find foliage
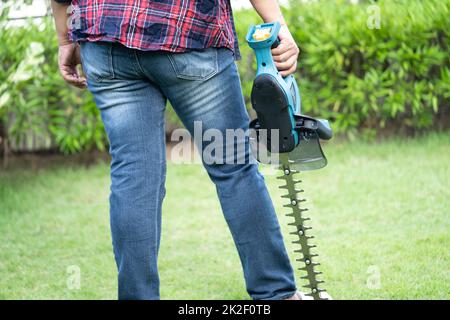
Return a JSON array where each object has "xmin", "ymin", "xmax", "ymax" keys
[
  {"xmin": 0, "ymin": 3, "xmax": 105, "ymax": 154},
  {"xmin": 0, "ymin": 0, "xmax": 449, "ymax": 154},
  {"xmin": 235, "ymin": 0, "xmax": 450, "ymax": 138}
]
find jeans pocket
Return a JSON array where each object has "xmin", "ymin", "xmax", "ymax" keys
[
  {"xmin": 80, "ymin": 41, "xmax": 115, "ymax": 83},
  {"xmin": 167, "ymin": 48, "xmax": 219, "ymax": 81}
]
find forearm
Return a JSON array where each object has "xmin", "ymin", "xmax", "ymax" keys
[
  {"xmin": 249, "ymin": 0, "xmax": 286, "ymax": 25},
  {"xmin": 51, "ymin": 0, "xmax": 71, "ymax": 46}
]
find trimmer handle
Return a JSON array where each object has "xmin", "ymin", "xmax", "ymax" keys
[
  {"xmin": 246, "ymin": 22, "xmax": 282, "ymax": 77},
  {"xmin": 246, "ymin": 22, "xmax": 301, "ymax": 116},
  {"xmin": 271, "ymin": 38, "xmax": 281, "ymax": 49}
]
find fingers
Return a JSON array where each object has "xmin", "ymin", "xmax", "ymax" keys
[
  {"xmin": 275, "ymin": 54, "xmax": 298, "ymax": 71},
  {"xmin": 58, "ymin": 43, "xmax": 87, "ymax": 89},
  {"xmin": 271, "ymin": 38, "xmax": 298, "ymax": 56},
  {"xmin": 273, "ymin": 47, "xmax": 298, "ymax": 63},
  {"xmin": 271, "ymin": 38, "xmax": 300, "ymax": 76},
  {"xmin": 280, "ymin": 61, "xmax": 298, "ymax": 77},
  {"xmin": 272, "ymin": 25, "xmax": 300, "ymax": 76},
  {"xmin": 60, "ymin": 65, "xmax": 87, "ymax": 89}
]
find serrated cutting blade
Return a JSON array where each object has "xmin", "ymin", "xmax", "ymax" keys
[{"xmin": 278, "ymin": 153, "xmax": 329, "ymax": 300}]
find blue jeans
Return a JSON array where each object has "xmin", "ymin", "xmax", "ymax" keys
[{"xmin": 80, "ymin": 41, "xmax": 296, "ymax": 300}]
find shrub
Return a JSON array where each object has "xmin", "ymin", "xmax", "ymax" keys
[
  {"xmin": 235, "ymin": 0, "xmax": 449, "ymax": 137},
  {"xmin": 0, "ymin": 1, "xmax": 105, "ymax": 154},
  {"xmin": 1, "ymin": 0, "xmax": 448, "ymax": 155}
]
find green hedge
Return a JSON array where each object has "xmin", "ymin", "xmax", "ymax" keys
[
  {"xmin": 0, "ymin": 0, "xmax": 448, "ymax": 154},
  {"xmin": 235, "ymin": 0, "xmax": 449, "ymax": 138},
  {"xmin": 0, "ymin": 15, "xmax": 105, "ymax": 154}
]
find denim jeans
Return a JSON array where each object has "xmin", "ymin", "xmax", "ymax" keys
[{"xmin": 80, "ymin": 41, "xmax": 296, "ymax": 300}]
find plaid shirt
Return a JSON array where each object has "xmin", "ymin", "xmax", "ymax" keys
[{"xmin": 56, "ymin": 0, "xmax": 240, "ymax": 58}]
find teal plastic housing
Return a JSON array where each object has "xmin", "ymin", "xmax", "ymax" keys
[{"xmin": 246, "ymin": 22, "xmax": 301, "ymax": 146}]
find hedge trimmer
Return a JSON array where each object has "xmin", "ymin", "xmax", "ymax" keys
[{"xmin": 247, "ymin": 22, "xmax": 333, "ymax": 300}]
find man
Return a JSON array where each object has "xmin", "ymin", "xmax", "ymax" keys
[{"xmin": 52, "ymin": 0, "xmax": 303, "ymax": 300}]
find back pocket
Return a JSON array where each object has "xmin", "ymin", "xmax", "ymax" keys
[
  {"xmin": 167, "ymin": 48, "xmax": 218, "ymax": 81},
  {"xmin": 80, "ymin": 41, "xmax": 115, "ymax": 82}
]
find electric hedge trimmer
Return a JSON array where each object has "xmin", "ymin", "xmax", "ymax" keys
[{"xmin": 247, "ymin": 22, "xmax": 333, "ymax": 300}]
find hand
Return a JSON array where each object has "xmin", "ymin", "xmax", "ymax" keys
[
  {"xmin": 58, "ymin": 43, "xmax": 87, "ymax": 89},
  {"xmin": 271, "ymin": 25, "xmax": 300, "ymax": 77}
]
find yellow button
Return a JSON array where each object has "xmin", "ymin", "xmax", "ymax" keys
[{"xmin": 253, "ymin": 28, "xmax": 271, "ymax": 41}]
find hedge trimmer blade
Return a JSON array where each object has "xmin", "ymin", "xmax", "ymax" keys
[{"xmin": 278, "ymin": 153, "xmax": 329, "ymax": 300}]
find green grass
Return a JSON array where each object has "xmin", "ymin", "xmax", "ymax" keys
[{"xmin": 0, "ymin": 134, "xmax": 449, "ymax": 300}]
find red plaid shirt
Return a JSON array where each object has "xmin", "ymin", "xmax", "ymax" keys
[{"xmin": 58, "ymin": 0, "xmax": 239, "ymax": 57}]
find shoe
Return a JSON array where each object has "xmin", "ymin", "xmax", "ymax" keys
[
  {"xmin": 284, "ymin": 291, "xmax": 333, "ymax": 300},
  {"xmin": 284, "ymin": 291, "xmax": 313, "ymax": 300}
]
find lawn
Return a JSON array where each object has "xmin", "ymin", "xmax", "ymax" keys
[{"xmin": 0, "ymin": 134, "xmax": 449, "ymax": 300}]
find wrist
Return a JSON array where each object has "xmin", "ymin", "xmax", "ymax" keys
[{"xmin": 57, "ymin": 35, "xmax": 72, "ymax": 46}]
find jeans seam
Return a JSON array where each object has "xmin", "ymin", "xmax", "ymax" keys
[
  {"xmin": 108, "ymin": 43, "xmax": 115, "ymax": 80},
  {"xmin": 155, "ymin": 109, "xmax": 166, "ymax": 249},
  {"xmin": 129, "ymin": 49, "xmax": 146, "ymax": 78}
]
